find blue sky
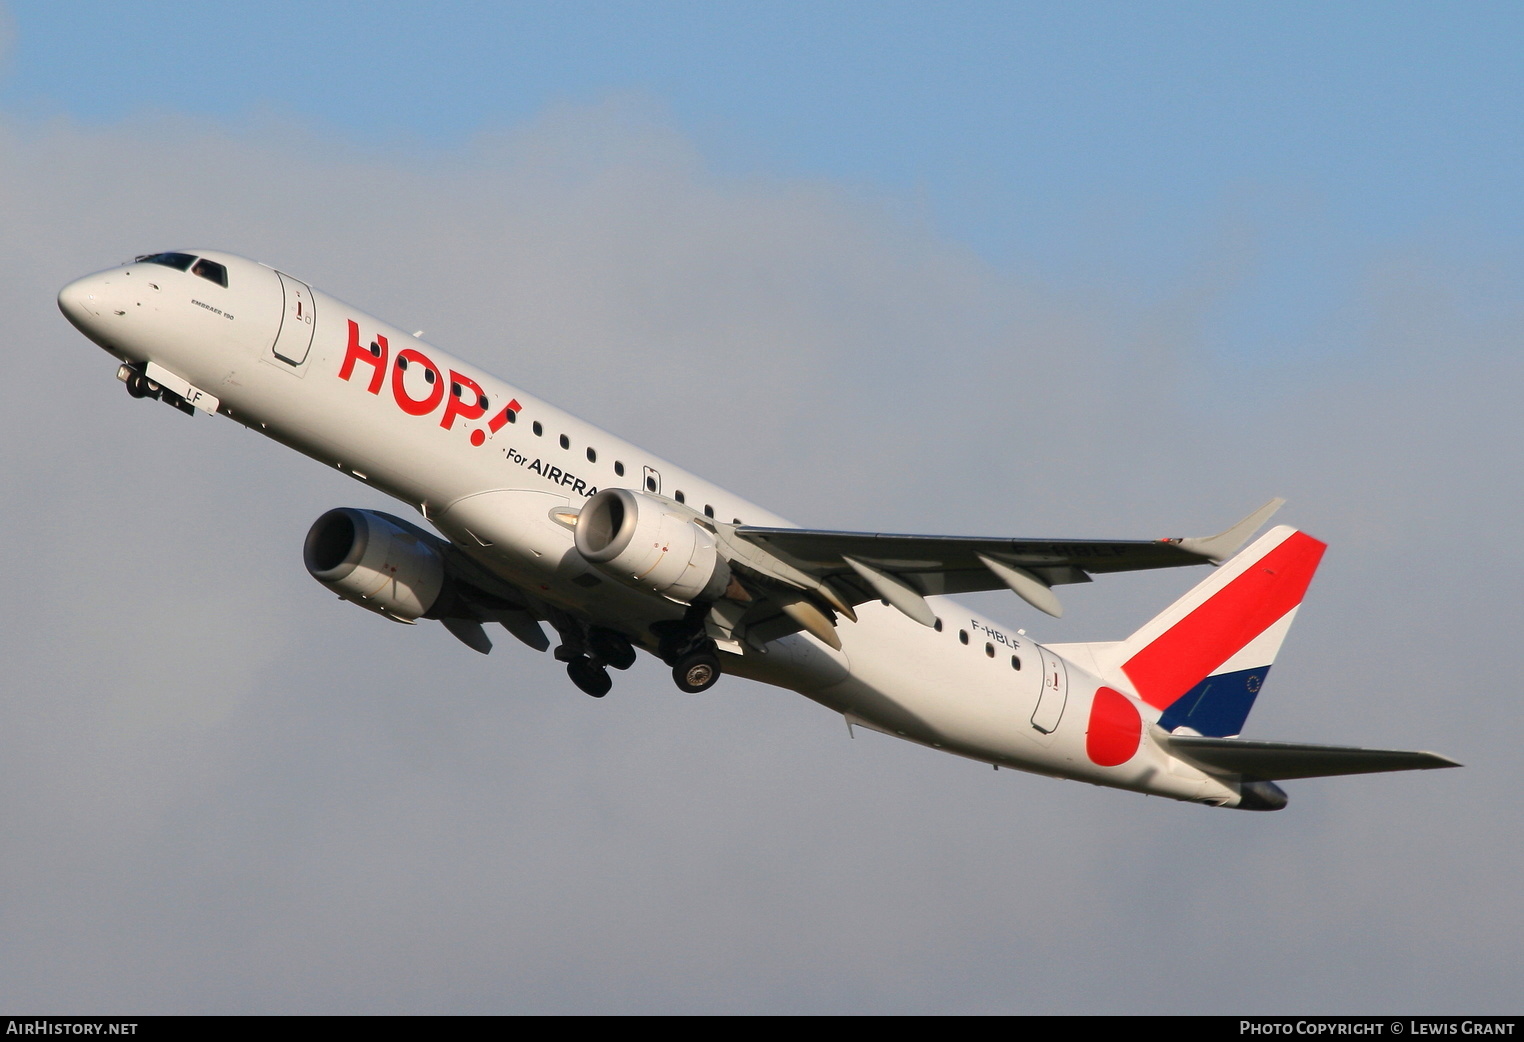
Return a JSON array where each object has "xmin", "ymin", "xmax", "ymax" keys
[
  {"xmin": 9, "ymin": 3, "xmax": 1521, "ymax": 250},
  {"xmin": 3, "ymin": 2, "xmax": 1521, "ymax": 1015},
  {"xmin": 9, "ymin": 1, "xmax": 1521, "ymax": 368}
]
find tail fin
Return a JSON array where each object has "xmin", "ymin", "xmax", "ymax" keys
[{"xmin": 1095, "ymin": 524, "xmax": 1326, "ymax": 737}]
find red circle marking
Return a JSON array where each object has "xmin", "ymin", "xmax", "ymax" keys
[
  {"xmin": 470, "ymin": 429, "xmax": 485, "ymax": 446},
  {"xmin": 1086, "ymin": 687, "xmax": 1142, "ymax": 767}
]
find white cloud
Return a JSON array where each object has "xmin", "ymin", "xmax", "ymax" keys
[{"xmin": 0, "ymin": 100, "xmax": 1519, "ymax": 1012}]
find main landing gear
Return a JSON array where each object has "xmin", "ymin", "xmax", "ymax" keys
[
  {"xmin": 652, "ymin": 611, "xmax": 724, "ymax": 694},
  {"xmin": 552, "ymin": 611, "xmax": 725, "ymax": 698},
  {"xmin": 563, "ymin": 653, "xmax": 614, "ymax": 698},
  {"xmin": 555, "ymin": 624, "xmax": 636, "ymax": 698},
  {"xmin": 671, "ymin": 649, "xmax": 722, "ymax": 693}
]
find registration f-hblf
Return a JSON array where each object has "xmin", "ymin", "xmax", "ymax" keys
[{"xmin": 58, "ymin": 250, "xmax": 1458, "ymax": 810}]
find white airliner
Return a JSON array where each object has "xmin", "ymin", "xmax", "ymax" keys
[{"xmin": 58, "ymin": 250, "xmax": 1458, "ymax": 810}]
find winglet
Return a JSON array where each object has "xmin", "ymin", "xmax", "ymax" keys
[{"xmin": 1175, "ymin": 498, "xmax": 1286, "ymax": 564}]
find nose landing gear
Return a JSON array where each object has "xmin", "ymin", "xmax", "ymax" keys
[
  {"xmin": 124, "ymin": 369, "xmax": 157, "ymax": 399},
  {"xmin": 119, "ymin": 363, "xmax": 195, "ymax": 416}
]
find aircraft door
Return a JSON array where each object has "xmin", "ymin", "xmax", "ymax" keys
[
  {"xmin": 271, "ymin": 271, "xmax": 317, "ymax": 366},
  {"xmin": 1030, "ymin": 646, "xmax": 1068, "ymax": 734}
]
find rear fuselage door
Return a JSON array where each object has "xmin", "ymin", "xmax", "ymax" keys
[
  {"xmin": 1031, "ymin": 646, "xmax": 1068, "ymax": 734},
  {"xmin": 271, "ymin": 271, "xmax": 317, "ymax": 366}
]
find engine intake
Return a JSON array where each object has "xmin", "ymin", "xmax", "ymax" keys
[
  {"xmin": 575, "ymin": 488, "xmax": 731, "ymax": 603},
  {"xmin": 304, "ymin": 507, "xmax": 446, "ymax": 622}
]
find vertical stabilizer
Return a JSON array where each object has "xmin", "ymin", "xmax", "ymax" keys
[{"xmin": 1093, "ymin": 525, "xmax": 1326, "ymax": 737}]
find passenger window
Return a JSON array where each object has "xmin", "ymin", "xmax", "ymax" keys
[
  {"xmin": 586, "ymin": 447, "xmax": 597, "ymax": 463},
  {"xmin": 477, "ymin": 394, "xmax": 488, "ymax": 409},
  {"xmin": 559, "ymin": 434, "xmax": 569, "ymax": 450},
  {"xmin": 959, "ymin": 630, "xmax": 969, "ymax": 645},
  {"xmin": 674, "ymin": 490, "xmax": 685, "ymax": 504},
  {"xmin": 614, "ymin": 461, "xmax": 624, "ymax": 476},
  {"xmin": 533, "ymin": 421, "xmax": 543, "ymax": 436},
  {"xmin": 704, "ymin": 505, "xmax": 714, "ymax": 518},
  {"xmin": 1010, "ymin": 655, "xmax": 1021, "ymax": 671},
  {"xmin": 192, "ymin": 258, "xmax": 229, "ymax": 287}
]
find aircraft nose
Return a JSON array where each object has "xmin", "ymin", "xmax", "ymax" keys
[{"xmin": 57, "ymin": 273, "xmax": 106, "ymax": 332}]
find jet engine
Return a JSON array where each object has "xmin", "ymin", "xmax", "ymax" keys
[
  {"xmin": 304, "ymin": 507, "xmax": 447, "ymax": 622},
  {"xmin": 574, "ymin": 488, "xmax": 731, "ymax": 604}
]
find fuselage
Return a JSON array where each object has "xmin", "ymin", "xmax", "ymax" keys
[{"xmin": 58, "ymin": 250, "xmax": 1244, "ymax": 807}]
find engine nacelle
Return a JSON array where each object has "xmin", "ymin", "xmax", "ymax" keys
[
  {"xmin": 575, "ymin": 488, "xmax": 731, "ymax": 604},
  {"xmin": 304, "ymin": 507, "xmax": 446, "ymax": 622}
]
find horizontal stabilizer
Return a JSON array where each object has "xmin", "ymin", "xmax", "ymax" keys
[{"xmin": 1164, "ymin": 733, "xmax": 1461, "ymax": 781}]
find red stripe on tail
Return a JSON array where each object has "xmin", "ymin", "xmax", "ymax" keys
[{"xmin": 1122, "ymin": 531, "xmax": 1326, "ymax": 710}]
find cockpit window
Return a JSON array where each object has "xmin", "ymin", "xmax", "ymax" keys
[
  {"xmin": 136, "ymin": 252, "xmax": 195, "ymax": 271},
  {"xmin": 192, "ymin": 258, "xmax": 228, "ymax": 287}
]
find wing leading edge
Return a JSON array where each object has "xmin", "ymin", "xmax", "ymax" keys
[{"xmin": 732, "ymin": 498, "xmax": 1285, "ymax": 622}]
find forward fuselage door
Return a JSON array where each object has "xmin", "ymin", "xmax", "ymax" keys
[
  {"xmin": 271, "ymin": 271, "xmax": 317, "ymax": 366},
  {"xmin": 1031, "ymin": 646, "xmax": 1068, "ymax": 734}
]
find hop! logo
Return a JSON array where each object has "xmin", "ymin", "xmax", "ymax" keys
[{"xmin": 337, "ymin": 320, "xmax": 518, "ymax": 446}]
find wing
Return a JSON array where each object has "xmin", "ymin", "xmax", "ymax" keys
[{"xmin": 727, "ymin": 498, "xmax": 1285, "ymax": 624}]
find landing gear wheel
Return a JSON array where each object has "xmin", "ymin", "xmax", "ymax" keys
[
  {"xmin": 588, "ymin": 628, "xmax": 637, "ymax": 671},
  {"xmin": 673, "ymin": 651, "xmax": 722, "ymax": 693},
  {"xmin": 567, "ymin": 657, "xmax": 613, "ymax": 698},
  {"xmin": 601, "ymin": 645, "xmax": 637, "ymax": 671},
  {"xmin": 125, "ymin": 371, "xmax": 152, "ymax": 399}
]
